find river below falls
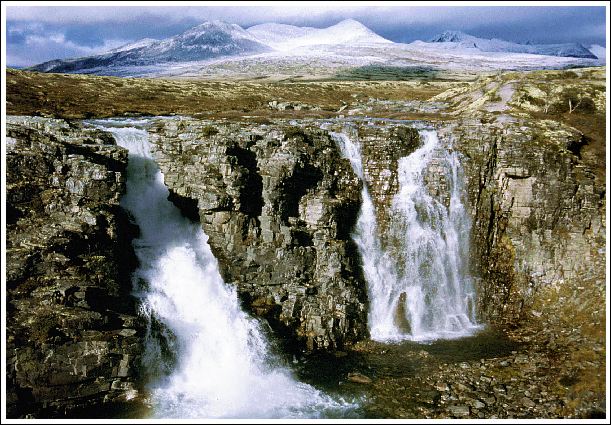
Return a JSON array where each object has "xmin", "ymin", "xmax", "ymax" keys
[
  {"xmin": 109, "ymin": 327, "xmax": 521, "ymax": 419},
  {"xmin": 294, "ymin": 328, "xmax": 522, "ymax": 418}
]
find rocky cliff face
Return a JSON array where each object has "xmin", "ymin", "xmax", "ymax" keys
[
  {"xmin": 332, "ymin": 124, "xmax": 421, "ymax": 234},
  {"xmin": 6, "ymin": 117, "xmax": 144, "ymax": 418},
  {"xmin": 437, "ymin": 118, "xmax": 605, "ymax": 325},
  {"xmin": 323, "ymin": 118, "xmax": 604, "ymax": 330},
  {"xmin": 5, "ymin": 113, "xmax": 604, "ymax": 417},
  {"xmin": 149, "ymin": 116, "xmax": 604, "ymax": 345},
  {"xmin": 149, "ymin": 119, "xmax": 369, "ymax": 351}
]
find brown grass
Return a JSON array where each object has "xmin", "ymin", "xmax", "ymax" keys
[{"xmin": 6, "ymin": 68, "xmax": 451, "ymax": 120}]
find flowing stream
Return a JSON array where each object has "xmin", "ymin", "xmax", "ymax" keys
[
  {"xmin": 332, "ymin": 129, "xmax": 480, "ymax": 342},
  {"xmin": 96, "ymin": 120, "xmax": 351, "ymax": 419}
]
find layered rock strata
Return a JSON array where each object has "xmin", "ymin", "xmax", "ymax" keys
[
  {"xmin": 5, "ymin": 117, "xmax": 143, "ymax": 418},
  {"xmin": 149, "ymin": 120, "xmax": 369, "ymax": 351},
  {"xmin": 332, "ymin": 124, "xmax": 422, "ymax": 234},
  {"xmin": 5, "ymin": 113, "xmax": 603, "ymax": 417},
  {"xmin": 322, "ymin": 118, "xmax": 603, "ymax": 329},
  {"xmin": 438, "ymin": 119, "xmax": 605, "ymax": 324}
]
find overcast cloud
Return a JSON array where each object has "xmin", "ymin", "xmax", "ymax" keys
[{"xmin": 5, "ymin": 4, "xmax": 607, "ymax": 67}]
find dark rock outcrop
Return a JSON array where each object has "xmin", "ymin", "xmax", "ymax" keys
[
  {"xmin": 5, "ymin": 117, "xmax": 144, "ymax": 418},
  {"xmin": 149, "ymin": 116, "xmax": 604, "ymax": 348},
  {"xmin": 6, "ymin": 112, "xmax": 602, "ymax": 418},
  {"xmin": 324, "ymin": 117, "xmax": 603, "ymax": 331},
  {"xmin": 149, "ymin": 119, "xmax": 369, "ymax": 352}
]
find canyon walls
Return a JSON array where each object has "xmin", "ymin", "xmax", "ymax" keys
[
  {"xmin": 438, "ymin": 119, "xmax": 605, "ymax": 325},
  {"xmin": 5, "ymin": 114, "xmax": 605, "ymax": 417},
  {"xmin": 6, "ymin": 117, "xmax": 144, "ymax": 417}
]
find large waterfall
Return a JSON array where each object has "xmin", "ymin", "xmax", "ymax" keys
[
  {"xmin": 97, "ymin": 120, "xmax": 349, "ymax": 419},
  {"xmin": 332, "ymin": 129, "xmax": 479, "ymax": 342}
]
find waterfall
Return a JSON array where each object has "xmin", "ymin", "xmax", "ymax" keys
[
  {"xmin": 332, "ymin": 129, "xmax": 479, "ymax": 342},
  {"xmin": 96, "ymin": 120, "xmax": 350, "ymax": 419}
]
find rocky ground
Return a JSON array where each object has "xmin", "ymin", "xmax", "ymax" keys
[{"xmin": 338, "ymin": 285, "xmax": 605, "ymax": 419}]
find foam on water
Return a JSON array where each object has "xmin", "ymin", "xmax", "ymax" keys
[{"xmin": 98, "ymin": 122, "xmax": 353, "ymax": 419}]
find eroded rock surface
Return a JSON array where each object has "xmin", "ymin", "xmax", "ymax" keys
[
  {"xmin": 6, "ymin": 116, "xmax": 144, "ymax": 418},
  {"xmin": 438, "ymin": 119, "xmax": 605, "ymax": 325},
  {"xmin": 149, "ymin": 119, "xmax": 368, "ymax": 351},
  {"xmin": 5, "ymin": 113, "xmax": 603, "ymax": 418}
]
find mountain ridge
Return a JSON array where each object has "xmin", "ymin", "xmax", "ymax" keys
[
  {"xmin": 30, "ymin": 20, "xmax": 271, "ymax": 73},
  {"xmin": 428, "ymin": 30, "xmax": 596, "ymax": 59},
  {"xmin": 29, "ymin": 20, "xmax": 599, "ymax": 75}
]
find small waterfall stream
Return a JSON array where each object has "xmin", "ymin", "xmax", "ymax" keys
[
  {"xmin": 96, "ymin": 120, "xmax": 351, "ymax": 419},
  {"xmin": 332, "ymin": 128, "xmax": 480, "ymax": 342}
]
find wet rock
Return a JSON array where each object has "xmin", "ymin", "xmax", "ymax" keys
[
  {"xmin": 347, "ymin": 372, "xmax": 373, "ymax": 384},
  {"xmin": 150, "ymin": 119, "xmax": 367, "ymax": 351},
  {"xmin": 394, "ymin": 292, "xmax": 412, "ymax": 333},
  {"xmin": 5, "ymin": 116, "xmax": 143, "ymax": 418}
]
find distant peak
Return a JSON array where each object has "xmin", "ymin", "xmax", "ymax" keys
[
  {"xmin": 430, "ymin": 30, "xmax": 473, "ymax": 43},
  {"xmin": 333, "ymin": 18, "xmax": 368, "ymax": 29},
  {"xmin": 108, "ymin": 38, "xmax": 157, "ymax": 53},
  {"xmin": 186, "ymin": 20, "xmax": 242, "ymax": 32}
]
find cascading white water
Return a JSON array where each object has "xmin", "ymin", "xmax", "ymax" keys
[
  {"xmin": 332, "ymin": 128, "xmax": 479, "ymax": 342},
  {"xmin": 96, "ymin": 120, "xmax": 351, "ymax": 419}
]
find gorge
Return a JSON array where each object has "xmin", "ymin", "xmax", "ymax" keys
[
  {"xmin": 6, "ymin": 94, "xmax": 605, "ymax": 417},
  {"xmin": 3, "ymin": 13, "xmax": 607, "ymax": 419},
  {"xmin": 99, "ymin": 120, "xmax": 351, "ymax": 418}
]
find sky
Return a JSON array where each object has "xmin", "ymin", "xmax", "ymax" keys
[{"xmin": 4, "ymin": 3, "xmax": 608, "ymax": 67}]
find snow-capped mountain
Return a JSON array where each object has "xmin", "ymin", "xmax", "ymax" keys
[
  {"xmin": 28, "ymin": 20, "xmax": 601, "ymax": 77},
  {"xmin": 108, "ymin": 38, "xmax": 158, "ymax": 54},
  {"xmin": 246, "ymin": 23, "xmax": 318, "ymax": 49},
  {"xmin": 588, "ymin": 44, "xmax": 606, "ymax": 62},
  {"xmin": 426, "ymin": 30, "xmax": 596, "ymax": 59},
  {"xmin": 30, "ymin": 20, "xmax": 271, "ymax": 73},
  {"xmin": 247, "ymin": 19, "xmax": 392, "ymax": 51}
]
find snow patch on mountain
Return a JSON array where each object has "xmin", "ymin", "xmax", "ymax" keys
[
  {"xmin": 108, "ymin": 38, "xmax": 158, "ymax": 53},
  {"xmin": 138, "ymin": 20, "xmax": 270, "ymax": 60},
  {"xmin": 30, "ymin": 20, "xmax": 270, "ymax": 73},
  {"xmin": 426, "ymin": 30, "xmax": 596, "ymax": 59},
  {"xmin": 247, "ymin": 23, "xmax": 317, "ymax": 48},
  {"xmin": 588, "ymin": 44, "xmax": 606, "ymax": 62},
  {"xmin": 28, "ymin": 20, "xmax": 602, "ymax": 76},
  {"xmin": 249, "ymin": 19, "xmax": 392, "ymax": 51}
]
